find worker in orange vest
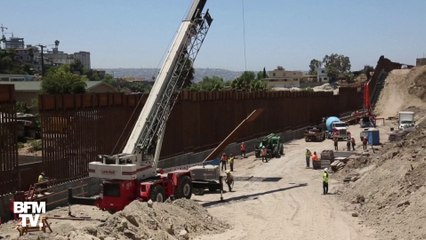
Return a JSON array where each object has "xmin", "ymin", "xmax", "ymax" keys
[
  {"xmin": 311, "ymin": 151, "xmax": 319, "ymax": 161},
  {"xmin": 240, "ymin": 142, "xmax": 246, "ymax": 158}
]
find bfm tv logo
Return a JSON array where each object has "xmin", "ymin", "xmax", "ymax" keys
[{"xmin": 13, "ymin": 201, "xmax": 46, "ymax": 227}]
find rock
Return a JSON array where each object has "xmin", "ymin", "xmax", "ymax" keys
[
  {"xmin": 123, "ymin": 229, "xmax": 140, "ymax": 240},
  {"xmin": 351, "ymin": 176, "xmax": 360, "ymax": 182},
  {"xmin": 397, "ymin": 200, "xmax": 410, "ymax": 207},
  {"xmin": 355, "ymin": 195, "xmax": 365, "ymax": 203},
  {"xmin": 124, "ymin": 214, "xmax": 139, "ymax": 227},
  {"xmin": 352, "ymin": 212, "xmax": 359, "ymax": 217},
  {"xmin": 165, "ymin": 223, "xmax": 174, "ymax": 235},
  {"xmin": 178, "ymin": 229, "xmax": 189, "ymax": 240},
  {"xmin": 84, "ymin": 226, "xmax": 97, "ymax": 236},
  {"xmin": 147, "ymin": 199, "xmax": 153, "ymax": 208}
]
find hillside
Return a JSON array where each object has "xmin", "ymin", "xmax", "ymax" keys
[
  {"xmin": 337, "ymin": 66, "xmax": 426, "ymax": 240},
  {"xmin": 101, "ymin": 68, "xmax": 243, "ymax": 82}
]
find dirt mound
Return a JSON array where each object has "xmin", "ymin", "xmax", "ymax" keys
[
  {"xmin": 61, "ymin": 199, "xmax": 229, "ymax": 240},
  {"xmin": 337, "ymin": 119, "xmax": 426, "ymax": 240},
  {"xmin": 375, "ymin": 66, "xmax": 426, "ymax": 118}
]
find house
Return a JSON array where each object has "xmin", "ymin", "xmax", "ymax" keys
[
  {"xmin": 263, "ymin": 66, "xmax": 303, "ymax": 89},
  {"xmin": 0, "ymin": 81, "xmax": 118, "ymax": 107}
]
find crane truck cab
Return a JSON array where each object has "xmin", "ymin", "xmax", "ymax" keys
[{"xmin": 331, "ymin": 121, "xmax": 349, "ymax": 140}]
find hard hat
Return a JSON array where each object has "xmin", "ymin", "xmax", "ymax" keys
[
  {"xmin": 225, "ymin": 170, "xmax": 231, "ymax": 174},
  {"xmin": 262, "ymin": 146, "xmax": 266, "ymax": 148},
  {"xmin": 324, "ymin": 168, "xmax": 328, "ymax": 172},
  {"xmin": 41, "ymin": 172, "xmax": 45, "ymax": 175}
]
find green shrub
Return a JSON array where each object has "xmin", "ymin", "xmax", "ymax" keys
[{"xmin": 29, "ymin": 139, "xmax": 42, "ymax": 152}]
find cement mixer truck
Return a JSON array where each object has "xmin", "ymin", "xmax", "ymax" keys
[{"xmin": 325, "ymin": 116, "xmax": 349, "ymax": 140}]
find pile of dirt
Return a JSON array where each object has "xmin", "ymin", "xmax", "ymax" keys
[
  {"xmin": 53, "ymin": 199, "xmax": 229, "ymax": 240},
  {"xmin": 335, "ymin": 65, "xmax": 426, "ymax": 240},
  {"xmin": 375, "ymin": 66, "xmax": 426, "ymax": 119}
]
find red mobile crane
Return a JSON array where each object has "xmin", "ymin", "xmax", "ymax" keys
[
  {"xmin": 348, "ymin": 79, "xmax": 376, "ymax": 127},
  {"xmin": 80, "ymin": 0, "xmax": 213, "ymax": 212}
]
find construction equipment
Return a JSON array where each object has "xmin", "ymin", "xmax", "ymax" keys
[
  {"xmin": 304, "ymin": 126, "xmax": 326, "ymax": 142},
  {"xmin": 80, "ymin": 0, "xmax": 213, "ymax": 212},
  {"xmin": 254, "ymin": 133, "xmax": 284, "ymax": 159},
  {"xmin": 398, "ymin": 111, "xmax": 415, "ymax": 130},
  {"xmin": 347, "ymin": 80, "xmax": 377, "ymax": 127},
  {"xmin": 190, "ymin": 109, "xmax": 262, "ymax": 195},
  {"xmin": 325, "ymin": 116, "xmax": 349, "ymax": 140}
]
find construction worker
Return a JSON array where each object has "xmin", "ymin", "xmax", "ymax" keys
[
  {"xmin": 240, "ymin": 142, "xmax": 246, "ymax": 158},
  {"xmin": 220, "ymin": 153, "xmax": 228, "ymax": 171},
  {"xmin": 305, "ymin": 148, "xmax": 312, "ymax": 168},
  {"xmin": 333, "ymin": 137, "xmax": 338, "ymax": 151},
  {"xmin": 362, "ymin": 137, "xmax": 368, "ymax": 150},
  {"xmin": 38, "ymin": 172, "xmax": 46, "ymax": 183},
  {"xmin": 225, "ymin": 170, "xmax": 234, "ymax": 192},
  {"xmin": 311, "ymin": 151, "xmax": 319, "ymax": 161},
  {"xmin": 229, "ymin": 154, "xmax": 235, "ymax": 172},
  {"xmin": 346, "ymin": 138, "xmax": 351, "ymax": 151},
  {"xmin": 261, "ymin": 146, "xmax": 268, "ymax": 162},
  {"xmin": 323, "ymin": 168, "xmax": 329, "ymax": 194},
  {"xmin": 351, "ymin": 137, "xmax": 356, "ymax": 151}
]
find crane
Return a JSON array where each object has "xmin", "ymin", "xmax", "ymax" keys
[{"xmin": 87, "ymin": 0, "xmax": 212, "ymax": 212}]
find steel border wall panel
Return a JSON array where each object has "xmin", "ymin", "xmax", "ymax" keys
[{"xmin": 0, "ymin": 85, "xmax": 18, "ymax": 195}]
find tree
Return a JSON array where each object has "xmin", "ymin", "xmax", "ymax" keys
[
  {"xmin": 257, "ymin": 67, "xmax": 268, "ymax": 80},
  {"xmin": 189, "ymin": 76, "xmax": 225, "ymax": 91},
  {"xmin": 322, "ymin": 54, "xmax": 351, "ymax": 81},
  {"xmin": 309, "ymin": 59, "xmax": 321, "ymax": 75},
  {"xmin": 177, "ymin": 58, "xmax": 194, "ymax": 89},
  {"xmin": 41, "ymin": 65, "xmax": 87, "ymax": 94},
  {"xmin": 70, "ymin": 59, "xmax": 85, "ymax": 75},
  {"xmin": 231, "ymin": 71, "xmax": 267, "ymax": 91},
  {"xmin": 231, "ymin": 71, "xmax": 256, "ymax": 90}
]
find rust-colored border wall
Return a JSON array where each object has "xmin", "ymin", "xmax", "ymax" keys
[
  {"xmin": 38, "ymin": 89, "xmax": 361, "ymax": 182},
  {"xmin": 161, "ymin": 89, "xmax": 361, "ymax": 157},
  {"xmin": 39, "ymin": 93, "xmax": 146, "ymax": 181},
  {"xmin": 369, "ymin": 56, "xmax": 402, "ymax": 108},
  {"xmin": 0, "ymin": 84, "xmax": 18, "ymax": 195}
]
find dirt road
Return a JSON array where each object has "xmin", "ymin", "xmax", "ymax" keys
[{"xmin": 194, "ymin": 125, "xmax": 383, "ymax": 240}]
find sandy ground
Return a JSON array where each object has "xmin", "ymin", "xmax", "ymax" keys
[{"xmin": 193, "ymin": 124, "xmax": 390, "ymax": 240}]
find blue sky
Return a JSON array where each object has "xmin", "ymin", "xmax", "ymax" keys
[{"xmin": 1, "ymin": 0, "xmax": 425, "ymax": 71}]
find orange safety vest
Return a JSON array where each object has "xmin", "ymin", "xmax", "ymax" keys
[
  {"xmin": 240, "ymin": 143, "xmax": 246, "ymax": 151},
  {"xmin": 311, "ymin": 154, "xmax": 319, "ymax": 161}
]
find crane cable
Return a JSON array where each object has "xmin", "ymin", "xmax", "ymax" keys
[{"xmin": 242, "ymin": 0, "xmax": 247, "ymax": 71}]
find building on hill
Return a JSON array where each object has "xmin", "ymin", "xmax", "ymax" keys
[
  {"xmin": 264, "ymin": 66, "xmax": 330, "ymax": 89},
  {"xmin": 416, "ymin": 58, "xmax": 426, "ymax": 67},
  {"xmin": 0, "ymin": 81, "xmax": 117, "ymax": 107},
  {"xmin": 2, "ymin": 36, "xmax": 91, "ymax": 73},
  {"xmin": 4, "ymin": 37, "xmax": 24, "ymax": 49},
  {"xmin": 264, "ymin": 66, "xmax": 303, "ymax": 88}
]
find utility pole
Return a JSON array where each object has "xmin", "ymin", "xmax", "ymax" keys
[{"xmin": 38, "ymin": 44, "xmax": 46, "ymax": 76}]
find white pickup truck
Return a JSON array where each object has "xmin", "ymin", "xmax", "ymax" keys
[{"xmin": 398, "ymin": 111, "xmax": 415, "ymax": 130}]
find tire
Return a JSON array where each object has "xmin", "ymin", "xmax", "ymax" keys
[
  {"xmin": 208, "ymin": 186, "xmax": 218, "ymax": 192},
  {"xmin": 150, "ymin": 185, "xmax": 165, "ymax": 202},
  {"xmin": 193, "ymin": 188, "xmax": 204, "ymax": 195},
  {"xmin": 279, "ymin": 144, "xmax": 284, "ymax": 155},
  {"xmin": 273, "ymin": 146, "xmax": 279, "ymax": 158},
  {"xmin": 255, "ymin": 149, "xmax": 260, "ymax": 158},
  {"xmin": 175, "ymin": 176, "xmax": 192, "ymax": 199}
]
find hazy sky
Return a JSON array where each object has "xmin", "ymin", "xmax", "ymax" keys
[{"xmin": 1, "ymin": 0, "xmax": 425, "ymax": 71}]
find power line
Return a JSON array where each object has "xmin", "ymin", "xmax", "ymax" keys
[{"xmin": 241, "ymin": 0, "xmax": 247, "ymax": 71}]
